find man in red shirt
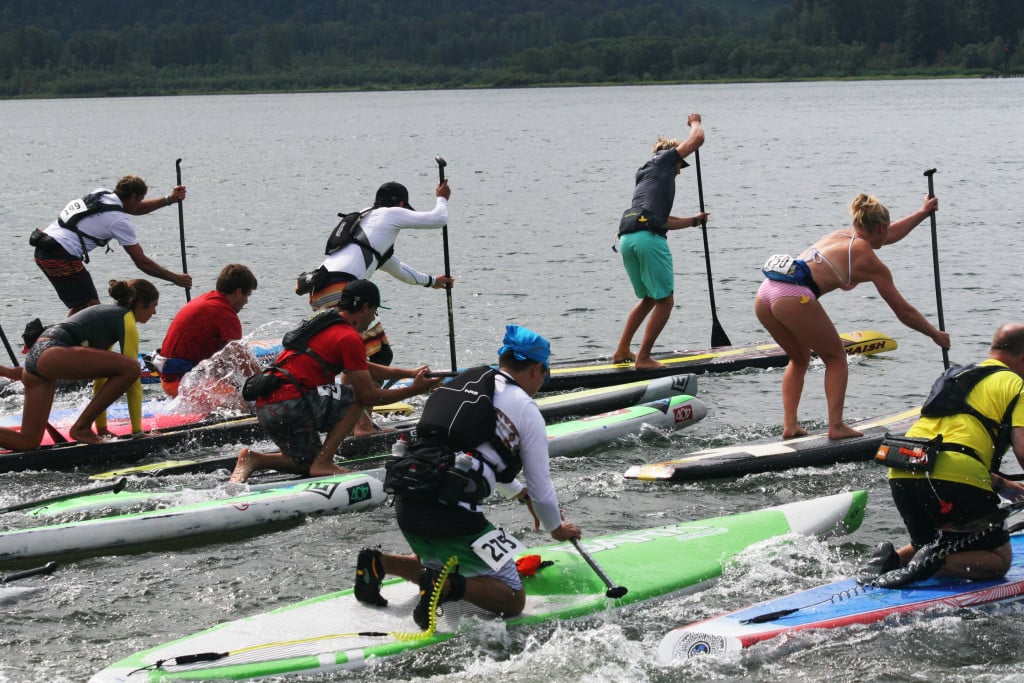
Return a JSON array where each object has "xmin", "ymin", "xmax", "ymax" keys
[
  {"xmin": 229, "ymin": 279, "xmax": 441, "ymax": 482},
  {"xmin": 157, "ymin": 264, "xmax": 259, "ymax": 397}
]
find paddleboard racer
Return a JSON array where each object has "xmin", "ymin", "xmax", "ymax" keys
[
  {"xmin": 357, "ymin": 324, "xmax": 582, "ymax": 629},
  {"xmin": 862, "ymin": 323, "xmax": 1024, "ymax": 588}
]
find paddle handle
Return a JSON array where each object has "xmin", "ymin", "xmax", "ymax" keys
[
  {"xmin": 436, "ymin": 156, "xmax": 457, "ymax": 374},
  {"xmin": 924, "ymin": 168, "xmax": 948, "ymax": 369},
  {"xmin": 176, "ymin": 158, "xmax": 190, "ymax": 302}
]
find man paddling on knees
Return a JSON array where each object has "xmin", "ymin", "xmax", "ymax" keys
[
  {"xmin": 613, "ymin": 114, "xmax": 710, "ymax": 370},
  {"xmin": 859, "ymin": 323, "xmax": 1024, "ymax": 588},
  {"xmin": 228, "ymin": 280, "xmax": 441, "ymax": 483},
  {"xmin": 32, "ymin": 175, "xmax": 192, "ymax": 316},
  {"xmin": 354, "ymin": 325, "xmax": 582, "ymax": 628}
]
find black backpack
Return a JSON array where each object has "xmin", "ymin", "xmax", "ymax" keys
[
  {"xmin": 56, "ymin": 190, "xmax": 120, "ymax": 263},
  {"xmin": 324, "ymin": 210, "xmax": 393, "ymax": 268},
  {"xmin": 921, "ymin": 364, "xmax": 1021, "ymax": 461},
  {"xmin": 383, "ymin": 366, "xmax": 522, "ymax": 506}
]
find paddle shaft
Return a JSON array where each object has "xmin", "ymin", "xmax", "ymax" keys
[
  {"xmin": 0, "ymin": 324, "xmax": 19, "ymax": 368},
  {"xmin": 0, "ymin": 323, "xmax": 67, "ymax": 444},
  {"xmin": 176, "ymin": 158, "xmax": 190, "ymax": 302},
  {"xmin": 436, "ymin": 156, "xmax": 457, "ymax": 374},
  {"xmin": 694, "ymin": 149, "xmax": 731, "ymax": 348},
  {"xmin": 571, "ymin": 538, "xmax": 628, "ymax": 598},
  {"xmin": 1, "ymin": 561, "xmax": 57, "ymax": 583},
  {"xmin": 0, "ymin": 477, "xmax": 127, "ymax": 514},
  {"xmin": 924, "ymin": 168, "xmax": 947, "ymax": 369}
]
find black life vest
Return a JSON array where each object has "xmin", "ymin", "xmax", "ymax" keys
[
  {"xmin": 243, "ymin": 309, "xmax": 354, "ymax": 402},
  {"xmin": 920, "ymin": 363, "xmax": 1022, "ymax": 466},
  {"xmin": 416, "ymin": 365, "xmax": 522, "ymax": 483},
  {"xmin": 324, "ymin": 210, "xmax": 395, "ymax": 270},
  {"xmin": 56, "ymin": 190, "xmax": 120, "ymax": 263}
]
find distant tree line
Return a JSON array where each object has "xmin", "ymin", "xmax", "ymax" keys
[{"xmin": 0, "ymin": 0, "xmax": 1020, "ymax": 98}]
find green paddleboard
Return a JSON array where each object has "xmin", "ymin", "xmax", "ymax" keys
[{"xmin": 90, "ymin": 490, "xmax": 867, "ymax": 681}]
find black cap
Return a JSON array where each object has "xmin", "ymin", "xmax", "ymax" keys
[
  {"xmin": 338, "ymin": 279, "xmax": 389, "ymax": 310},
  {"xmin": 374, "ymin": 181, "xmax": 413, "ymax": 210}
]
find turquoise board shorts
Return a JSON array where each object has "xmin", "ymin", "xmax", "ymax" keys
[{"xmin": 619, "ymin": 230, "xmax": 674, "ymax": 300}]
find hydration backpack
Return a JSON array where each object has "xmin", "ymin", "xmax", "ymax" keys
[
  {"xmin": 56, "ymin": 190, "xmax": 120, "ymax": 263},
  {"xmin": 920, "ymin": 363, "xmax": 1021, "ymax": 461},
  {"xmin": 324, "ymin": 210, "xmax": 394, "ymax": 269}
]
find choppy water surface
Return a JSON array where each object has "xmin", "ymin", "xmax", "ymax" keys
[{"xmin": 1, "ymin": 78, "xmax": 1023, "ymax": 682}]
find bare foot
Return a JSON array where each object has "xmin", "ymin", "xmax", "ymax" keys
[
  {"xmin": 782, "ymin": 426, "xmax": 809, "ymax": 439},
  {"xmin": 828, "ymin": 423, "xmax": 864, "ymax": 440},
  {"xmin": 634, "ymin": 357, "xmax": 665, "ymax": 370},
  {"xmin": 612, "ymin": 351, "xmax": 636, "ymax": 364},
  {"xmin": 229, "ymin": 447, "xmax": 255, "ymax": 483},
  {"xmin": 309, "ymin": 463, "xmax": 351, "ymax": 478},
  {"xmin": 68, "ymin": 426, "xmax": 106, "ymax": 444}
]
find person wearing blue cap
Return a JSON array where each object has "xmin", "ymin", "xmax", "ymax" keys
[{"xmin": 353, "ymin": 324, "xmax": 582, "ymax": 629}]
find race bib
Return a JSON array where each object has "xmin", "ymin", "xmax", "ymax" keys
[
  {"xmin": 471, "ymin": 528, "xmax": 526, "ymax": 571},
  {"xmin": 59, "ymin": 198, "xmax": 88, "ymax": 225},
  {"xmin": 316, "ymin": 383, "xmax": 346, "ymax": 399},
  {"xmin": 762, "ymin": 253, "xmax": 795, "ymax": 276}
]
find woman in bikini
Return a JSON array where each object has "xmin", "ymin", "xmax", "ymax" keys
[
  {"xmin": 755, "ymin": 193, "xmax": 949, "ymax": 440},
  {"xmin": 0, "ymin": 278, "xmax": 159, "ymax": 451}
]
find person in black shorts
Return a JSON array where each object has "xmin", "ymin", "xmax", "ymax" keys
[{"xmin": 861, "ymin": 323, "xmax": 1024, "ymax": 587}]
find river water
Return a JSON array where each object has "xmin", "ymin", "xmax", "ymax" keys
[{"xmin": 1, "ymin": 79, "xmax": 1023, "ymax": 681}]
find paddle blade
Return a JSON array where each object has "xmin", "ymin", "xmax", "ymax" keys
[
  {"xmin": 740, "ymin": 607, "xmax": 798, "ymax": 624},
  {"xmin": 1, "ymin": 561, "xmax": 58, "ymax": 583},
  {"xmin": 711, "ymin": 319, "xmax": 731, "ymax": 348},
  {"xmin": 605, "ymin": 585, "xmax": 628, "ymax": 599}
]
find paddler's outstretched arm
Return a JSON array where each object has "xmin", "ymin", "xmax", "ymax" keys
[
  {"xmin": 884, "ymin": 195, "xmax": 938, "ymax": 245},
  {"xmin": 352, "ymin": 366, "xmax": 442, "ymax": 405}
]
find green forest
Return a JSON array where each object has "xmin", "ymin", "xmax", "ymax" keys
[{"xmin": 1, "ymin": 0, "xmax": 1021, "ymax": 98}]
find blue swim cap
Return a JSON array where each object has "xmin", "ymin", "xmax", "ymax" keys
[{"xmin": 497, "ymin": 324, "xmax": 551, "ymax": 367}]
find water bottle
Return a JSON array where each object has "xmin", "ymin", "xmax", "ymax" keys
[
  {"xmin": 391, "ymin": 437, "xmax": 407, "ymax": 458},
  {"xmin": 454, "ymin": 453, "xmax": 474, "ymax": 473}
]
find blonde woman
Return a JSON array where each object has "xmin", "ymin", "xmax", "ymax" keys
[{"xmin": 755, "ymin": 194, "xmax": 949, "ymax": 440}]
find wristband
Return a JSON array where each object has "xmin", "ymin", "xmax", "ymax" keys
[
  {"xmin": 424, "ymin": 276, "xmax": 434, "ymax": 288},
  {"xmin": 164, "ymin": 195, "xmax": 173, "ymax": 206}
]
